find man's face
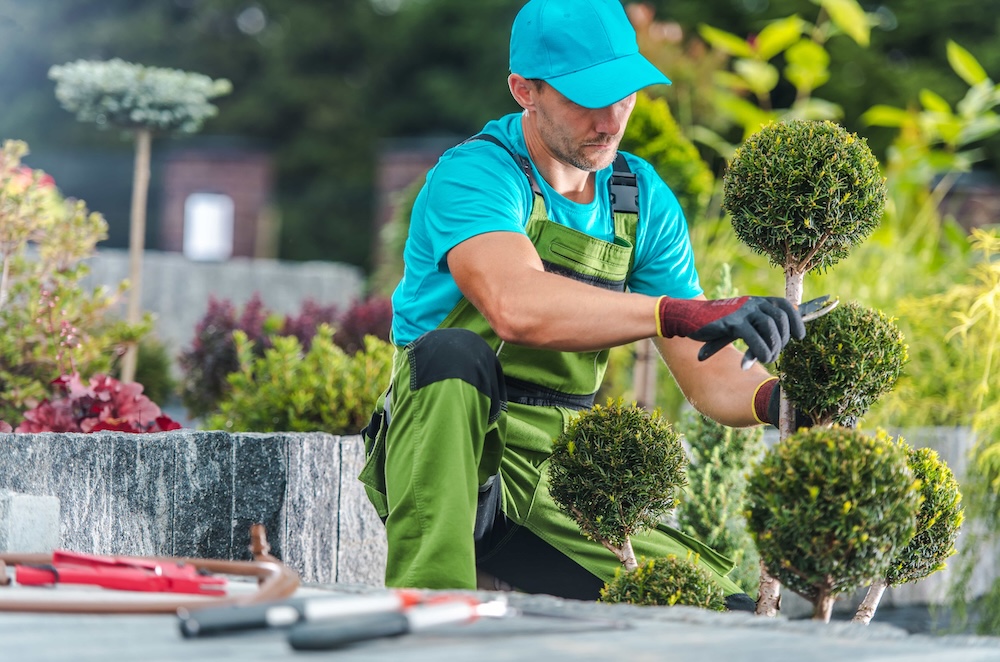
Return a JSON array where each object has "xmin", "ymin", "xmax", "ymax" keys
[{"xmin": 531, "ymin": 82, "xmax": 636, "ymax": 172}]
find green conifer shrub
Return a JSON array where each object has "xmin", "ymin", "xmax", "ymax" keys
[
  {"xmin": 600, "ymin": 554, "xmax": 727, "ymax": 611},
  {"xmin": 854, "ymin": 444, "xmax": 964, "ymax": 623},
  {"xmin": 723, "ymin": 119, "xmax": 886, "ymax": 277},
  {"xmin": 549, "ymin": 399, "xmax": 686, "ymax": 572},
  {"xmin": 745, "ymin": 427, "xmax": 921, "ymax": 621},
  {"xmin": 780, "ymin": 301, "xmax": 908, "ymax": 426}
]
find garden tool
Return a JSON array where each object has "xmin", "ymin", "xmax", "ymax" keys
[
  {"xmin": 740, "ymin": 294, "xmax": 839, "ymax": 370},
  {"xmin": 286, "ymin": 594, "xmax": 510, "ymax": 650}
]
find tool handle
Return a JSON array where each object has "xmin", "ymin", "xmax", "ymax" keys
[
  {"xmin": 288, "ymin": 612, "xmax": 410, "ymax": 650},
  {"xmin": 177, "ymin": 599, "xmax": 306, "ymax": 638}
]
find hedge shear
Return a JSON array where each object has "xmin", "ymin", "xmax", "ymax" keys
[{"xmin": 740, "ymin": 294, "xmax": 839, "ymax": 370}]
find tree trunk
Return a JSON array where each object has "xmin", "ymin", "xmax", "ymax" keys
[
  {"xmin": 755, "ymin": 559, "xmax": 781, "ymax": 616},
  {"xmin": 756, "ymin": 267, "xmax": 806, "ymax": 615},
  {"xmin": 779, "ymin": 267, "xmax": 805, "ymax": 440},
  {"xmin": 632, "ymin": 339, "xmax": 658, "ymax": 410},
  {"xmin": 120, "ymin": 128, "xmax": 152, "ymax": 383},
  {"xmin": 813, "ymin": 590, "xmax": 835, "ymax": 622},
  {"xmin": 619, "ymin": 536, "xmax": 638, "ymax": 573},
  {"xmin": 853, "ymin": 579, "xmax": 887, "ymax": 625}
]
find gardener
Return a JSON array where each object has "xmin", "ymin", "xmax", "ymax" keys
[{"xmin": 359, "ymin": 0, "xmax": 803, "ymax": 612}]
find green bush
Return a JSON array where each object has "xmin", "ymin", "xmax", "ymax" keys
[
  {"xmin": 549, "ymin": 399, "xmax": 687, "ymax": 553},
  {"xmin": 600, "ymin": 554, "xmax": 727, "ymax": 611},
  {"xmin": 621, "ymin": 92, "xmax": 715, "ymax": 221},
  {"xmin": 723, "ymin": 119, "xmax": 886, "ymax": 275},
  {"xmin": 779, "ymin": 301, "xmax": 908, "ymax": 426},
  {"xmin": 676, "ymin": 408, "xmax": 763, "ymax": 595},
  {"xmin": 885, "ymin": 445, "xmax": 964, "ymax": 587},
  {"xmin": 204, "ymin": 325, "xmax": 393, "ymax": 435},
  {"xmin": 0, "ymin": 139, "xmax": 141, "ymax": 423},
  {"xmin": 746, "ymin": 427, "xmax": 920, "ymax": 620}
]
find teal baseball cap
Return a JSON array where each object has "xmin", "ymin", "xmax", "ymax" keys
[{"xmin": 509, "ymin": 0, "xmax": 671, "ymax": 109}]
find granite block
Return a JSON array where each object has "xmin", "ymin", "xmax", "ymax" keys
[
  {"xmin": 285, "ymin": 432, "xmax": 342, "ymax": 584},
  {"xmin": 172, "ymin": 430, "xmax": 233, "ymax": 559},
  {"xmin": 232, "ymin": 433, "xmax": 287, "ymax": 561},
  {"xmin": 0, "ymin": 490, "xmax": 60, "ymax": 553},
  {"xmin": 43, "ymin": 434, "xmax": 115, "ymax": 553},
  {"xmin": 109, "ymin": 432, "xmax": 176, "ymax": 556},
  {"xmin": 335, "ymin": 435, "xmax": 388, "ymax": 586}
]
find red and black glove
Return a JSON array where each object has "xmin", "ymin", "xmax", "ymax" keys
[{"xmin": 656, "ymin": 295, "xmax": 805, "ymax": 365}]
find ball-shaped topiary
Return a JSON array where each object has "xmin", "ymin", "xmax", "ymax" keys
[
  {"xmin": 745, "ymin": 427, "xmax": 920, "ymax": 620},
  {"xmin": 723, "ymin": 119, "xmax": 886, "ymax": 275},
  {"xmin": 780, "ymin": 301, "xmax": 908, "ymax": 426},
  {"xmin": 600, "ymin": 555, "xmax": 727, "ymax": 611},
  {"xmin": 884, "ymin": 445, "xmax": 964, "ymax": 586},
  {"xmin": 549, "ymin": 399, "xmax": 687, "ymax": 552}
]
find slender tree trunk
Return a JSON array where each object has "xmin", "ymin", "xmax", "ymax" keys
[
  {"xmin": 779, "ymin": 267, "xmax": 805, "ymax": 440},
  {"xmin": 755, "ymin": 559, "xmax": 781, "ymax": 616},
  {"xmin": 120, "ymin": 128, "xmax": 152, "ymax": 383},
  {"xmin": 756, "ymin": 267, "xmax": 806, "ymax": 615},
  {"xmin": 632, "ymin": 338, "xmax": 658, "ymax": 410},
  {"xmin": 813, "ymin": 589, "xmax": 835, "ymax": 622},
  {"xmin": 853, "ymin": 579, "xmax": 887, "ymax": 624}
]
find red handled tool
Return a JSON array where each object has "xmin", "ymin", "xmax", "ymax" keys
[{"xmin": 15, "ymin": 550, "xmax": 227, "ymax": 595}]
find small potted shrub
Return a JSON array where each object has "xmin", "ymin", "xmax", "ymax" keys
[
  {"xmin": 601, "ymin": 554, "xmax": 726, "ymax": 611},
  {"xmin": 745, "ymin": 427, "xmax": 921, "ymax": 622}
]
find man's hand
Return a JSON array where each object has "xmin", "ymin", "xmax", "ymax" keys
[{"xmin": 656, "ymin": 296, "xmax": 805, "ymax": 365}]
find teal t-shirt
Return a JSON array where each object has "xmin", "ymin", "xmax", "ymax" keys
[{"xmin": 390, "ymin": 112, "xmax": 703, "ymax": 346}]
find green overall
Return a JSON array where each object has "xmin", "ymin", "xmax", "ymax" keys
[{"xmin": 359, "ymin": 149, "xmax": 743, "ymax": 598}]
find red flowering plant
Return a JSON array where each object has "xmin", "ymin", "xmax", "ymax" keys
[{"xmin": 13, "ymin": 373, "xmax": 180, "ymax": 434}]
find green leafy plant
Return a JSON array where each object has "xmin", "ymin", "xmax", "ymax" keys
[
  {"xmin": 746, "ymin": 427, "xmax": 920, "ymax": 622},
  {"xmin": 49, "ymin": 59, "xmax": 232, "ymax": 382},
  {"xmin": 600, "ymin": 554, "xmax": 727, "ymax": 611},
  {"xmin": 204, "ymin": 325, "xmax": 392, "ymax": 435},
  {"xmin": 780, "ymin": 301, "xmax": 908, "ymax": 427},
  {"xmin": 549, "ymin": 399, "xmax": 686, "ymax": 572},
  {"xmin": 179, "ymin": 295, "xmax": 390, "ymax": 421},
  {"xmin": 0, "ymin": 139, "xmax": 140, "ymax": 423},
  {"xmin": 621, "ymin": 92, "xmax": 715, "ymax": 221},
  {"xmin": 854, "ymin": 444, "xmax": 964, "ymax": 624},
  {"xmin": 676, "ymin": 408, "xmax": 763, "ymax": 595}
]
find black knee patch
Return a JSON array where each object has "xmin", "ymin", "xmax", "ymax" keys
[
  {"xmin": 724, "ymin": 592, "xmax": 756, "ymax": 612},
  {"xmin": 408, "ymin": 329, "xmax": 507, "ymax": 422}
]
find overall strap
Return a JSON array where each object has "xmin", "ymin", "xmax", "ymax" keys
[{"xmin": 463, "ymin": 134, "xmax": 638, "ymax": 211}]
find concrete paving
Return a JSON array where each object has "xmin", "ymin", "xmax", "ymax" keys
[{"xmin": 2, "ymin": 586, "xmax": 999, "ymax": 662}]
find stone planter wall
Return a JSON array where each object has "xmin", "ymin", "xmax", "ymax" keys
[
  {"xmin": 0, "ymin": 427, "xmax": 995, "ymax": 608},
  {"xmin": 0, "ymin": 431, "xmax": 386, "ymax": 586}
]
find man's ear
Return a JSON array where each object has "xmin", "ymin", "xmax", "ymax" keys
[{"xmin": 508, "ymin": 74, "xmax": 537, "ymax": 111}]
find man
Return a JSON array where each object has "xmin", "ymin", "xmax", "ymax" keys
[{"xmin": 359, "ymin": 0, "xmax": 802, "ymax": 611}]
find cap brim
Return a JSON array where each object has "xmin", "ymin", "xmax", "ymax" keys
[{"xmin": 545, "ymin": 53, "xmax": 671, "ymax": 109}]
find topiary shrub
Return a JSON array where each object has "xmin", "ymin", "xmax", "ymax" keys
[
  {"xmin": 780, "ymin": 301, "xmax": 908, "ymax": 426},
  {"xmin": 204, "ymin": 326, "xmax": 393, "ymax": 435},
  {"xmin": 723, "ymin": 119, "xmax": 886, "ymax": 279},
  {"xmin": 600, "ymin": 554, "xmax": 727, "ymax": 611},
  {"xmin": 854, "ymin": 444, "xmax": 965, "ymax": 624},
  {"xmin": 549, "ymin": 399, "xmax": 687, "ymax": 572},
  {"xmin": 745, "ymin": 427, "xmax": 920, "ymax": 621}
]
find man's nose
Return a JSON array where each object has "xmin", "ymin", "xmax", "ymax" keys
[{"xmin": 592, "ymin": 101, "xmax": 629, "ymax": 135}]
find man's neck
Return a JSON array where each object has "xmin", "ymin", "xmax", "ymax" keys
[{"xmin": 521, "ymin": 115, "xmax": 595, "ymax": 204}]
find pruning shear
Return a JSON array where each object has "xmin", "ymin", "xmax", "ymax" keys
[
  {"xmin": 14, "ymin": 550, "xmax": 227, "ymax": 595},
  {"xmin": 740, "ymin": 294, "xmax": 839, "ymax": 370}
]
